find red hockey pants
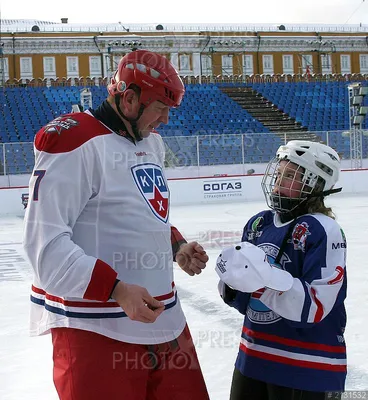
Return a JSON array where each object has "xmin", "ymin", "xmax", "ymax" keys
[{"xmin": 51, "ymin": 324, "xmax": 209, "ymax": 400}]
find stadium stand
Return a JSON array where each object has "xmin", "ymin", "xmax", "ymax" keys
[{"xmin": 1, "ymin": 81, "xmax": 368, "ymax": 173}]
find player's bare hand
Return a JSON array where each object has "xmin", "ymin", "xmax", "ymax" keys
[
  {"xmin": 175, "ymin": 241, "xmax": 209, "ymax": 276},
  {"xmin": 111, "ymin": 281, "xmax": 165, "ymax": 323}
]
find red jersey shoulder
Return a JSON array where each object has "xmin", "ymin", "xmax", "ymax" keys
[{"xmin": 34, "ymin": 112, "xmax": 112, "ymax": 153}]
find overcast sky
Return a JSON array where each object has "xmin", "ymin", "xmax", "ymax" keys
[{"xmin": 1, "ymin": 0, "xmax": 367, "ymax": 25}]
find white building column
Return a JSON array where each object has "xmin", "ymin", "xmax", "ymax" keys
[
  {"xmin": 192, "ymin": 52, "xmax": 201, "ymax": 76},
  {"xmin": 102, "ymin": 52, "xmax": 111, "ymax": 79},
  {"xmin": 170, "ymin": 53, "xmax": 179, "ymax": 71}
]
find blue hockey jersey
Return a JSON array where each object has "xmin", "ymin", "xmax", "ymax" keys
[{"xmin": 226, "ymin": 210, "xmax": 347, "ymax": 392}]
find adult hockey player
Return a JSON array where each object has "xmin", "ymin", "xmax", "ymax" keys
[
  {"xmin": 23, "ymin": 50, "xmax": 209, "ymax": 400},
  {"xmin": 216, "ymin": 141, "xmax": 346, "ymax": 400}
]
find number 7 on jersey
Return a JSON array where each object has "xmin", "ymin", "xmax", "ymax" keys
[{"xmin": 33, "ymin": 170, "xmax": 46, "ymax": 201}]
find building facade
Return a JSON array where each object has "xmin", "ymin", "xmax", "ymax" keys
[{"xmin": 1, "ymin": 19, "xmax": 368, "ymax": 84}]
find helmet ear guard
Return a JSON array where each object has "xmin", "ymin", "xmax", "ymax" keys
[{"xmin": 301, "ymin": 169, "xmax": 319, "ymax": 189}]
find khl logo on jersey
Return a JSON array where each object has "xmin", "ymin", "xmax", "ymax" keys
[{"xmin": 131, "ymin": 163, "xmax": 169, "ymax": 223}]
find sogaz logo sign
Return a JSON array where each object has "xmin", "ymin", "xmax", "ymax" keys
[{"xmin": 203, "ymin": 180, "xmax": 242, "ymax": 199}]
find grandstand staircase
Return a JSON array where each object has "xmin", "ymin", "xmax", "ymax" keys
[{"xmin": 220, "ymin": 87, "xmax": 319, "ymax": 141}]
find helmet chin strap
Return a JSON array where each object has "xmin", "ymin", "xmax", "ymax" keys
[
  {"xmin": 114, "ymin": 95, "xmax": 145, "ymax": 142},
  {"xmin": 306, "ymin": 187, "xmax": 342, "ymax": 198}
]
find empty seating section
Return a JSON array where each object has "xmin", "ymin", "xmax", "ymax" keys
[
  {"xmin": 1, "ymin": 82, "xmax": 367, "ymax": 173},
  {"xmin": 251, "ymin": 81, "xmax": 368, "ymax": 159},
  {"xmin": 161, "ymin": 84, "xmax": 276, "ymax": 165},
  {"xmin": 1, "ymin": 86, "xmax": 105, "ymax": 174},
  {"xmin": 251, "ymin": 82, "xmax": 361, "ymax": 131},
  {"xmin": 160, "ymin": 84, "xmax": 269, "ymax": 136},
  {"xmin": 2, "ymin": 142, "xmax": 34, "ymax": 175}
]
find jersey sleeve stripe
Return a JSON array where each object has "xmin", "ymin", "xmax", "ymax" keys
[
  {"xmin": 310, "ymin": 287, "xmax": 324, "ymax": 323},
  {"xmin": 83, "ymin": 259, "xmax": 118, "ymax": 302}
]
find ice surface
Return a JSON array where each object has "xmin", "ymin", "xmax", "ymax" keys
[{"xmin": 0, "ymin": 194, "xmax": 367, "ymax": 399}]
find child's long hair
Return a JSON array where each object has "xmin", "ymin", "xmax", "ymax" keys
[{"xmin": 304, "ymin": 178, "xmax": 336, "ymax": 219}]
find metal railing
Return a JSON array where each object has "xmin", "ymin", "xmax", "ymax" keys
[
  {"xmin": 2, "ymin": 73, "xmax": 368, "ymax": 88},
  {"xmin": 1, "ymin": 131, "xmax": 367, "ymax": 176}
]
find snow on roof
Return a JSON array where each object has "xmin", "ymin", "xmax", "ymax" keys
[{"xmin": 1, "ymin": 19, "xmax": 368, "ymax": 34}]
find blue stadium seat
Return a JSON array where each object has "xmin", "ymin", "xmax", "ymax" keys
[{"xmin": 1, "ymin": 81, "xmax": 367, "ymax": 169}]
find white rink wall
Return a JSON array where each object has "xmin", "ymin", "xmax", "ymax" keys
[
  {"xmin": 169, "ymin": 167, "xmax": 368, "ymax": 205},
  {"xmin": 1, "ymin": 165, "xmax": 368, "ymax": 216}
]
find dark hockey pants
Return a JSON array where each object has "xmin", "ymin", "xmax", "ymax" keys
[{"xmin": 230, "ymin": 368, "xmax": 342, "ymax": 400}]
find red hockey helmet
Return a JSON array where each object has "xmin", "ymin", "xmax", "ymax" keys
[{"xmin": 107, "ymin": 50, "xmax": 185, "ymax": 108}]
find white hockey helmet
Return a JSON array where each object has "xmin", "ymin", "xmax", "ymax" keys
[
  {"xmin": 275, "ymin": 140, "xmax": 341, "ymax": 191},
  {"xmin": 261, "ymin": 140, "xmax": 341, "ymax": 214}
]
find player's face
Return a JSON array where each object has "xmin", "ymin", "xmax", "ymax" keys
[
  {"xmin": 273, "ymin": 160, "xmax": 304, "ymax": 198},
  {"xmin": 136, "ymin": 100, "xmax": 170, "ymax": 138}
]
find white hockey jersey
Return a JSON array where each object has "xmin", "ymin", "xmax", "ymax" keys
[{"xmin": 23, "ymin": 111, "xmax": 186, "ymax": 344}]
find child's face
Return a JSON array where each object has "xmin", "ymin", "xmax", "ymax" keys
[{"xmin": 273, "ymin": 160, "xmax": 304, "ymax": 199}]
